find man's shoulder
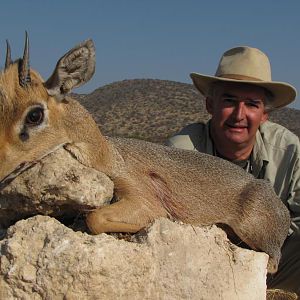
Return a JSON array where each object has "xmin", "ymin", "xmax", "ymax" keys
[
  {"xmin": 166, "ymin": 122, "xmax": 208, "ymax": 150},
  {"xmin": 259, "ymin": 120, "xmax": 300, "ymax": 149},
  {"xmin": 177, "ymin": 122, "xmax": 207, "ymax": 135}
]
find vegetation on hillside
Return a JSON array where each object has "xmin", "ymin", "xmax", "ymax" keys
[{"xmin": 75, "ymin": 79, "xmax": 300, "ymax": 143}]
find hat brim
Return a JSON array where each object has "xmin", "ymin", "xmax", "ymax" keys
[{"xmin": 190, "ymin": 72, "xmax": 297, "ymax": 109}]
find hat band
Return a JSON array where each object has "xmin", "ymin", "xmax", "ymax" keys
[{"xmin": 217, "ymin": 74, "xmax": 265, "ymax": 81}]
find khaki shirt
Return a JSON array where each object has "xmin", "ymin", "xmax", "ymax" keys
[{"xmin": 166, "ymin": 120, "xmax": 300, "ymax": 234}]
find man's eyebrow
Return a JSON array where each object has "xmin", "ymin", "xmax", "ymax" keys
[
  {"xmin": 221, "ymin": 93, "xmax": 237, "ymax": 98},
  {"xmin": 247, "ymin": 98, "xmax": 264, "ymax": 104},
  {"xmin": 221, "ymin": 93, "xmax": 263, "ymax": 103}
]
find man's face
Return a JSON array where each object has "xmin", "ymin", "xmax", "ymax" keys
[{"xmin": 206, "ymin": 83, "xmax": 268, "ymax": 148}]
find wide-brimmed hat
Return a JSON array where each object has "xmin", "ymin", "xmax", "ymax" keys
[{"xmin": 190, "ymin": 46, "xmax": 297, "ymax": 109}]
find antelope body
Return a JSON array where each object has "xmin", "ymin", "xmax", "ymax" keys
[{"xmin": 0, "ymin": 36, "xmax": 291, "ymax": 273}]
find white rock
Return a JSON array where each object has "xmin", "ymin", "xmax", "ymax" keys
[
  {"xmin": 0, "ymin": 216, "xmax": 268, "ymax": 300},
  {"xmin": 0, "ymin": 147, "xmax": 114, "ymax": 228}
]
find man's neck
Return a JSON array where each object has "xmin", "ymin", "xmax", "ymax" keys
[
  {"xmin": 214, "ymin": 144, "xmax": 253, "ymax": 161},
  {"xmin": 210, "ymin": 130, "xmax": 255, "ymax": 160}
]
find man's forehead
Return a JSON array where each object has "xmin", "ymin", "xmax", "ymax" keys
[
  {"xmin": 218, "ymin": 82, "xmax": 267, "ymax": 98},
  {"xmin": 221, "ymin": 93, "xmax": 265, "ymax": 104}
]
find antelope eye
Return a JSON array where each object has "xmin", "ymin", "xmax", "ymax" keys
[{"xmin": 25, "ymin": 107, "xmax": 44, "ymax": 126}]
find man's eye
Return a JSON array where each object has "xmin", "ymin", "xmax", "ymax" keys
[
  {"xmin": 223, "ymin": 98, "xmax": 235, "ymax": 104},
  {"xmin": 246, "ymin": 101, "xmax": 260, "ymax": 108},
  {"xmin": 25, "ymin": 107, "xmax": 44, "ymax": 126}
]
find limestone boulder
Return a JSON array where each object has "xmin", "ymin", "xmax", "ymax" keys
[
  {"xmin": 0, "ymin": 216, "xmax": 268, "ymax": 300},
  {"xmin": 0, "ymin": 147, "xmax": 114, "ymax": 228}
]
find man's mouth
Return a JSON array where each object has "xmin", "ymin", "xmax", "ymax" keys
[{"xmin": 225, "ymin": 123, "xmax": 248, "ymax": 132}]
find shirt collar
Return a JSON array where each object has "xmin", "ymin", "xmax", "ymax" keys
[
  {"xmin": 252, "ymin": 127, "xmax": 269, "ymax": 178},
  {"xmin": 205, "ymin": 120, "xmax": 215, "ymax": 155}
]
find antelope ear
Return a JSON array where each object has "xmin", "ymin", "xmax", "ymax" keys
[{"xmin": 45, "ymin": 39, "xmax": 95, "ymax": 100}]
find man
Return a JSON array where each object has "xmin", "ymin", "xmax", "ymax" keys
[{"xmin": 166, "ymin": 46, "xmax": 300, "ymax": 294}]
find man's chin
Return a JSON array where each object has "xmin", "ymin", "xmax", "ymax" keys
[{"xmin": 224, "ymin": 132, "xmax": 249, "ymax": 145}]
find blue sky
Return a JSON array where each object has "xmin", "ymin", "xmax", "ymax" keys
[{"xmin": 1, "ymin": 1, "xmax": 300, "ymax": 109}]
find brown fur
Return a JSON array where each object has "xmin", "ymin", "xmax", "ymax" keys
[{"xmin": 0, "ymin": 39, "xmax": 291, "ymax": 274}]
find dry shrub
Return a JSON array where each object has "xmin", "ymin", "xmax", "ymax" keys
[{"xmin": 267, "ymin": 289, "xmax": 298, "ymax": 300}]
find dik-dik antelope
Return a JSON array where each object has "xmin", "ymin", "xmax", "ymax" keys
[{"xmin": 0, "ymin": 34, "xmax": 290, "ymax": 273}]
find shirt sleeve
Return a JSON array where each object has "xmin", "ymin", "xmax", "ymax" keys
[
  {"xmin": 165, "ymin": 137, "xmax": 176, "ymax": 147},
  {"xmin": 287, "ymin": 152, "xmax": 300, "ymax": 235},
  {"xmin": 165, "ymin": 134, "xmax": 195, "ymax": 150},
  {"xmin": 165, "ymin": 123, "xmax": 208, "ymax": 151}
]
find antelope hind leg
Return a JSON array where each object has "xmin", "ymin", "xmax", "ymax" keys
[
  {"xmin": 232, "ymin": 180, "xmax": 291, "ymax": 273},
  {"xmin": 86, "ymin": 198, "xmax": 152, "ymax": 234}
]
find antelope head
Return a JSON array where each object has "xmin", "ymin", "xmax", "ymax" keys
[{"xmin": 0, "ymin": 33, "xmax": 95, "ymax": 186}]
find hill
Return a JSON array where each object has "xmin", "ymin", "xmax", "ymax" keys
[{"xmin": 76, "ymin": 79, "xmax": 300, "ymax": 143}]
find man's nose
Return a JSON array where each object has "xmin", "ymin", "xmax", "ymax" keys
[{"xmin": 233, "ymin": 102, "xmax": 245, "ymax": 121}]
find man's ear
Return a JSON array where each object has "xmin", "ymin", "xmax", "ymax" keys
[
  {"xmin": 260, "ymin": 112, "xmax": 269, "ymax": 124},
  {"xmin": 205, "ymin": 97, "xmax": 214, "ymax": 115},
  {"xmin": 44, "ymin": 39, "xmax": 95, "ymax": 101}
]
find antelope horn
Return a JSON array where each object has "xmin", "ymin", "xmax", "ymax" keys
[
  {"xmin": 19, "ymin": 31, "xmax": 31, "ymax": 87},
  {"xmin": 5, "ymin": 40, "xmax": 12, "ymax": 69}
]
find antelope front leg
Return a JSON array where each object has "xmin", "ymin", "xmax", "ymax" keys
[{"xmin": 86, "ymin": 198, "xmax": 153, "ymax": 234}]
